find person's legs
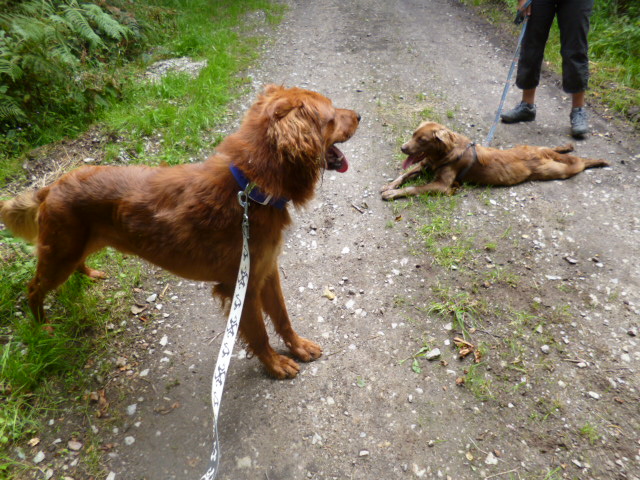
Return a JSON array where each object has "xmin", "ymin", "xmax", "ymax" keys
[
  {"xmin": 558, "ymin": 0, "xmax": 593, "ymax": 137},
  {"xmin": 502, "ymin": 0, "xmax": 557, "ymax": 123}
]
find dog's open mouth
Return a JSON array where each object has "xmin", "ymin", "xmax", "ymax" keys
[
  {"xmin": 402, "ymin": 152, "xmax": 426, "ymax": 170},
  {"xmin": 326, "ymin": 145, "xmax": 349, "ymax": 173}
]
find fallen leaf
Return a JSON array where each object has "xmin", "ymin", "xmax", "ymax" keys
[
  {"xmin": 27, "ymin": 437, "xmax": 40, "ymax": 447},
  {"xmin": 456, "ymin": 377, "xmax": 465, "ymax": 385},
  {"xmin": 322, "ymin": 286, "xmax": 336, "ymax": 300}
]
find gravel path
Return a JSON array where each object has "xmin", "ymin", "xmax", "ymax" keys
[{"xmin": 104, "ymin": 1, "xmax": 639, "ymax": 479}]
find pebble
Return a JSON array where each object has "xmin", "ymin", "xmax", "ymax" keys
[
  {"xmin": 33, "ymin": 451, "xmax": 45, "ymax": 464},
  {"xmin": 159, "ymin": 335, "xmax": 168, "ymax": 346},
  {"xmin": 588, "ymin": 391, "xmax": 601, "ymax": 400},
  {"xmin": 628, "ymin": 328, "xmax": 638, "ymax": 337},
  {"xmin": 68, "ymin": 440, "xmax": 82, "ymax": 451},
  {"xmin": 540, "ymin": 345, "xmax": 550, "ymax": 354},
  {"xmin": 485, "ymin": 452, "xmax": 499, "ymax": 465},
  {"xmin": 359, "ymin": 449, "xmax": 370, "ymax": 457},
  {"xmin": 425, "ymin": 348, "xmax": 441, "ymax": 360},
  {"xmin": 106, "ymin": 473, "xmax": 116, "ymax": 480},
  {"xmin": 139, "ymin": 369, "xmax": 150, "ymax": 377},
  {"xmin": 127, "ymin": 404, "xmax": 137, "ymax": 416},
  {"xmin": 124, "ymin": 436, "xmax": 135, "ymax": 446},
  {"xmin": 146, "ymin": 293, "xmax": 158, "ymax": 303}
]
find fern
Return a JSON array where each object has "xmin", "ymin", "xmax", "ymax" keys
[
  {"xmin": 83, "ymin": 3, "xmax": 132, "ymax": 42},
  {"xmin": 61, "ymin": 0, "xmax": 104, "ymax": 48}
]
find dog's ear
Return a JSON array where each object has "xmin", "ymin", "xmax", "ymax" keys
[
  {"xmin": 263, "ymin": 84, "xmax": 283, "ymax": 96},
  {"xmin": 434, "ymin": 128, "xmax": 456, "ymax": 149},
  {"xmin": 266, "ymin": 96, "xmax": 303, "ymax": 120},
  {"xmin": 267, "ymin": 101, "xmax": 323, "ymax": 159}
]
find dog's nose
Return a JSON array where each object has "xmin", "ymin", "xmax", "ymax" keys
[
  {"xmin": 356, "ymin": 113, "xmax": 361, "ymax": 122},
  {"xmin": 401, "ymin": 144, "xmax": 409, "ymax": 154}
]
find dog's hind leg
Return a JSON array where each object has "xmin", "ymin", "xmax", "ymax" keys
[
  {"xmin": 260, "ymin": 266, "xmax": 322, "ymax": 363},
  {"xmin": 27, "ymin": 211, "xmax": 94, "ymax": 323},
  {"xmin": 552, "ymin": 144, "xmax": 575, "ymax": 154}
]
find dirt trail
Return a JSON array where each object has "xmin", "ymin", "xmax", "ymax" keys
[{"xmin": 102, "ymin": 0, "xmax": 639, "ymax": 479}]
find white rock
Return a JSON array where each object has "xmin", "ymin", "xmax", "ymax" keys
[
  {"xmin": 33, "ymin": 451, "xmax": 45, "ymax": 464},
  {"xmin": 68, "ymin": 440, "xmax": 82, "ymax": 451},
  {"xmin": 124, "ymin": 436, "xmax": 135, "ymax": 446},
  {"xmin": 485, "ymin": 452, "xmax": 499, "ymax": 465},
  {"xmin": 146, "ymin": 293, "xmax": 158, "ymax": 303},
  {"xmin": 126, "ymin": 404, "xmax": 137, "ymax": 416},
  {"xmin": 139, "ymin": 369, "xmax": 149, "ymax": 377},
  {"xmin": 588, "ymin": 391, "xmax": 601, "ymax": 400},
  {"xmin": 106, "ymin": 473, "xmax": 116, "ymax": 480},
  {"xmin": 159, "ymin": 335, "xmax": 168, "ymax": 346},
  {"xmin": 541, "ymin": 345, "xmax": 550, "ymax": 354},
  {"xmin": 425, "ymin": 348, "xmax": 441, "ymax": 361}
]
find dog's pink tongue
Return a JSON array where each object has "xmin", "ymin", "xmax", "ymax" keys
[
  {"xmin": 402, "ymin": 153, "xmax": 425, "ymax": 170},
  {"xmin": 337, "ymin": 157, "xmax": 349, "ymax": 173}
]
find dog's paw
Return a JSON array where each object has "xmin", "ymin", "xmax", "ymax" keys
[
  {"xmin": 287, "ymin": 337, "xmax": 322, "ymax": 362},
  {"xmin": 381, "ymin": 189, "xmax": 399, "ymax": 201},
  {"xmin": 265, "ymin": 354, "xmax": 301, "ymax": 379}
]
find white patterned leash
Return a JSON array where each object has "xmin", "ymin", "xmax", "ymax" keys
[{"xmin": 200, "ymin": 184, "xmax": 253, "ymax": 480}]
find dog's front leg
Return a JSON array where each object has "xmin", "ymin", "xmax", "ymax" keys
[
  {"xmin": 382, "ymin": 168, "xmax": 457, "ymax": 200},
  {"xmin": 380, "ymin": 161, "xmax": 426, "ymax": 193},
  {"xmin": 260, "ymin": 267, "xmax": 322, "ymax": 363},
  {"xmin": 238, "ymin": 289, "xmax": 301, "ymax": 379}
]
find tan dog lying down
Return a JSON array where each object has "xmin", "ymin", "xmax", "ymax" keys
[{"xmin": 381, "ymin": 121, "xmax": 609, "ymax": 200}]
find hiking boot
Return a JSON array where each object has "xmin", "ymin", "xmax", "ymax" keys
[
  {"xmin": 501, "ymin": 101, "xmax": 536, "ymax": 123},
  {"xmin": 570, "ymin": 107, "xmax": 589, "ymax": 138}
]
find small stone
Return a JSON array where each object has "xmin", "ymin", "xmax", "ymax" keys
[
  {"xmin": 359, "ymin": 450, "xmax": 370, "ymax": 457},
  {"xmin": 236, "ymin": 456, "xmax": 252, "ymax": 469},
  {"xmin": 588, "ymin": 391, "xmax": 601, "ymax": 400},
  {"xmin": 126, "ymin": 404, "xmax": 137, "ymax": 416},
  {"xmin": 146, "ymin": 293, "xmax": 158, "ymax": 303},
  {"xmin": 33, "ymin": 451, "xmax": 45, "ymax": 464},
  {"xmin": 124, "ymin": 436, "xmax": 135, "ymax": 446},
  {"xmin": 485, "ymin": 452, "xmax": 499, "ymax": 465},
  {"xmin": 425, "ymin": 348, "xmax": 441, "ymax": 360},
  {"xmin": 83, "ymin": 157, "xmax": 95, "ymax": 163},
  {"xmin": 621, "ymin": 353, "xmax": 631, "ymax": 363},
  {"xmin": 67, "ymin": 440, "xmax": 82, "ymax": 451},
  {"xmin": 139, "ymin": 369, "xmax": 150, "ymax": 377},
  {"xmin": 628, "ymin": 328, "xmax": 637, "ymax": 337},
  {"xmin": 106, "ymin": 473, "xmax": 116, "ymax": 480},
  {"xmin": 540, "ymin": 345, "xmax": 550, "ymax": 354},
  {"xmin": 115, "ymin": 357, "xmax": 127, "ymax": 368},
  {"xmin": 159, "ymin": 335, "xmax": 168, "ymax": 346}
]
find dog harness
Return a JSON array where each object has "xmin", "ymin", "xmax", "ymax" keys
[
  {"xmin": 229, "ymin": 164, "xmax": 289, "ymax": 209},
  {"xmin": 455, "ymin": 142, "xmax": 478, "ymax": 184}
]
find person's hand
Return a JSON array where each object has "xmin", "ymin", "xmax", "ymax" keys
[{"xmin": 518, "ymin": 0, "xmax": 532, "ymax": 17}]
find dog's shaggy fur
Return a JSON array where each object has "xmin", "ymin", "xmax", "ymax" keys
[
  {"xmin": 0, "ymin": 85, "xmax": 360, "ymax": 379},
  {"xmin": 381, "ymin": 121, "xmax": 609, "ymax": 200}
]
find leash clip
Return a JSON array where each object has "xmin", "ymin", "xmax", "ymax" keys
[{"xmin": 237, "ymin": 183, "xmax": 253, "ymax": 240}]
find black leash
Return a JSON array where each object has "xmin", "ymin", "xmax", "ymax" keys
[{"xmin": 483, "ymin": 0, "xmax": 533, "ymax": 146}]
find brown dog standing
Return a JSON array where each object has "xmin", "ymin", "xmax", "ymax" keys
[
  {"xmin": 0, "ymin": 85, "xmax": 360, "ymax": 379},
  {"xmin": 381, "ymin": 121, "xmax": 608, "ymax": 200}
]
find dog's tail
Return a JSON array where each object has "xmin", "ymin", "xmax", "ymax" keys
[
  {"xmin": 584, "ymin": 157, "xmax": 610, "ymax": 169},
  {"xmin": 0, "ymin": 190, "xmax": 43, "ymax": 244}
]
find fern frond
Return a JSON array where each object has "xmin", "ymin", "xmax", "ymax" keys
[
  {"xmin": 61, "ymin": 0, "xmax": 103, "ymax": 48},
  {"xmin": 83, "ymin": 3, "xmax": 132, "ymax": 41},
  {"xmin": 0, "ymin": 94, "xmax": 26, "ymax": 122}
]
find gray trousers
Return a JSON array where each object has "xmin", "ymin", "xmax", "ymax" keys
[{"xmin": 516, "ymin": 0, "xmax": 594, "ymax": 94}]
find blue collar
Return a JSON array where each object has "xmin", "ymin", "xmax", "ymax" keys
[{"xmin": 229, "ymin": 164, "xmax": 289, "ymax": 210}]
